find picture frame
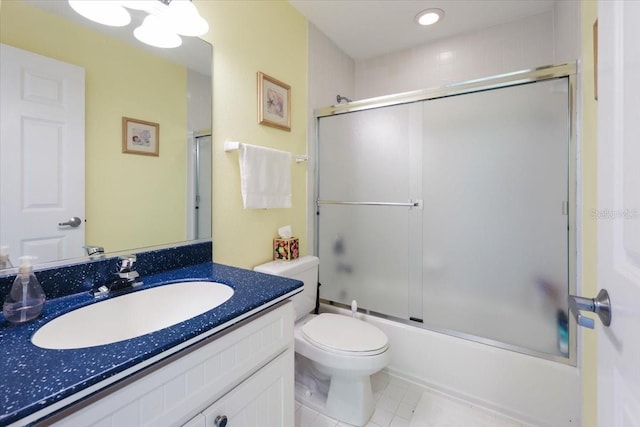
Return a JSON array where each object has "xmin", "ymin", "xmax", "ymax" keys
[
  {"xmin": 122, "ymin": 117, "xmax": 159, "ymax": 156},
  {"xmin": 257, "ymin": 72, "xmax": 291, "ymax": 131}
]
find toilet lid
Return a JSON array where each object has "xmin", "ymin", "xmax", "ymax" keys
[{"xmin": 302, "ymin": 313, "xmax": 388, "ymax": 355}]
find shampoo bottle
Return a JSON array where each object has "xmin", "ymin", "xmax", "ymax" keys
[{"xmin": 2, "ymin": 256, "xmax": 46, "ymax": 324}]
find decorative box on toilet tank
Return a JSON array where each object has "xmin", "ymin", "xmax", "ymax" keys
[{"xmin": 273, "ymin": 237, "xmax": 299, "ymax": 261}]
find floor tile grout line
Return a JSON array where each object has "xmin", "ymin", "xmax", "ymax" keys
[{"xmin": 295, "ymin": 371, "xmax": 524, "ymax": 427}]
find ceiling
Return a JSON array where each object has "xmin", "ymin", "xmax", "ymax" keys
[
  {"xmin": 288, "ymin": 0, "xmax": 557, "ymax": 60},
  {"xmin": 21, "ymin": 1, "xmax": 557, "ymax": 72}
]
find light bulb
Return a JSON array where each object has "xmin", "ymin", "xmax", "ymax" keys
[
  {"xmin": 415, "ymin": 8, "xmax": 444, "ymax": 26},
  {"xmin": 68, "ymin": 0, "xmax": 131, "ymax": 27},
  {"xmin": 134, "ymin": 15, "xmax": 182, "ymax": 48},
  {"xmin": 165, "ymin": 0, "xmax": 209, "ymax": 37},
  {"xmin": 120, "ymin": 0, "xmax": 168, "ymax": 15}
]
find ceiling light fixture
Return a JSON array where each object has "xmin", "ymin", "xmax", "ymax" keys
[
  {"xmin": 134, "ymin": 15, "xmax": 183, "ymax": 48},
  {"xmin": 68, "ymin": 0, "xmax": 131, "ymax": 27},
  {"xmin": 68, "ymin": 0, "xmax": 209, "ymax": 49},
  {"xmin": 164, "ymin": 0, "xmax": 209, "ymax": 37},
  {"xmin": 415, "ymin": 8, "xmax": 444, "ymax": 26}
]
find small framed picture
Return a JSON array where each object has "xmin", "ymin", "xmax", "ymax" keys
[
  {"xmin": 257, "ymin": 72, "xmax": 291, "ymax": 131},
  {"xmin": 122, "ymin": 117, "xmax": 159, "ymax": 156}
]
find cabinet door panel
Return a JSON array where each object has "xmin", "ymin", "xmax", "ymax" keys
[
  {"xmin": 182, "ymin": 414, "xmax": 206, "ymax": 427},
  {"xmin": 203, "ymin": 348, "xmax": 294, "ymax": 427}
]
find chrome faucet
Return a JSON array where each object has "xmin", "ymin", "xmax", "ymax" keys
[
  {"xmin": 92, "ymin": 255, "xmax": 142, "ymax": 297},
  {"xmin": 83, "ymin": 245, "xmax": 104, "ymax": 256}
]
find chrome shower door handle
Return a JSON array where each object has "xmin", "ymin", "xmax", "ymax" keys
[
  {"xmin": 58, "ymin": 216, "xmax": 82, "ymax": 228},
  {"xmin": 568, "ymin": 289, "xmax": 612, "ymax": 329}
]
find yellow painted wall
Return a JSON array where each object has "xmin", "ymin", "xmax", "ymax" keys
[
  {"xmin": 581, "ymin": 1, "xmax": 598, "ymax": 425},
  {"xmin": 0, "ymin": 0, "xmax": 187, "ymax": 254},
  {"xmin": 196, "ymin": 1, "xmax": 308, "ymax": 269}
]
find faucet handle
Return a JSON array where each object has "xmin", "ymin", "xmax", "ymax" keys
[
  {"xmin": 115, "ymin": 254, "xmax": 142, "ymax": 286},
  {"xmin": 83, "ymin": 245, "xmax": 104, "ymax": 256},
  {"xmin": 118, "ymin": 254, "xmax": 137, "ymax": 271}
]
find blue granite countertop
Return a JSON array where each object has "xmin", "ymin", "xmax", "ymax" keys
[{"xmin": 0, "ymin": 262, "xmax": 302, "ymax": 426}]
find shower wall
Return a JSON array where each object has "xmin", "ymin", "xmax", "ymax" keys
[{"xmin": 354, "ymin": 2, "xmax": 580, "ymax": 99}]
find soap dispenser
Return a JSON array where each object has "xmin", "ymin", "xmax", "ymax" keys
[{"xmin": 2, "ymin": 256, "xmax": 46, "ymax": 324}]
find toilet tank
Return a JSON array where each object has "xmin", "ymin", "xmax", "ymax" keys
[{"xmin": 254, "ymin": 256, "xmax": 319, "ymax": 321}]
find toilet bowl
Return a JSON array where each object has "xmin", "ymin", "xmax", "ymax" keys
[
  {"xmin": 295, "ymin": 312, "xmax": 390, "ymax": 424},
  {"xmin": 254, "ymin": 256, "xmax": 390, "ymax": 426}
]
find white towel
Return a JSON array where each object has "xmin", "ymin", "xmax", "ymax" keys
[{"xmin": 239, "ymin": 143, "xmax": 292, "ymax": 209}]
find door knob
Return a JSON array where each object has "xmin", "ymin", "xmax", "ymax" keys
[
  {"xmin": 214, "ymin": 415, "xmax": 228, "ymax": 427},
  {"xmin": 58, "ymin": 216, "xmax": 82, "ymax": 228},
  {"xmin": 568, "ymin": 289, "xmax": 611, "ymax": 329}
]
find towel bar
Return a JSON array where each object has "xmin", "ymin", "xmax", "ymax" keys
[{"xmin": 224, "ymin": 140, "xmax": 308, "ymax": 163}]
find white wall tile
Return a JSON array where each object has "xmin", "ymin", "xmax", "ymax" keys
[
  {"xmin": 308, "ymin": 23, "xmax": 355, "ymax": 108},
  {"xmin": 554, "ymin": 0, "xmax": 581, "ymax": 63},
  {"xmin": 353, "ymin": 10, "xmax": 572, "ymax": 99}
]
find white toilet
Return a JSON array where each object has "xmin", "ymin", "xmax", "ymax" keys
[{"xmin": 254, "ymin": 256, "xmax": 390, "ymax": 426}]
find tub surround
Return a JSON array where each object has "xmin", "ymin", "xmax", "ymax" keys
[{"xmin": 0, "ymin": 241, "xmax": 302, "ymax": 426}]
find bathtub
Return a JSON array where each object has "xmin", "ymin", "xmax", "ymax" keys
[{"xmin": 321, "ymin": 303, "xmax": 580, "ymax": 426}]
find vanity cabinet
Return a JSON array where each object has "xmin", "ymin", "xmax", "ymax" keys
[
  {"xmin": 182, "ymin": 415, "xmax": 205, "ymax": 427},
  {"xmin": 47, "ymin": 302, "xmax": 294, "ymax": 427},
  {"xmin": 184, "ymin": 349, "xmax": 294, "ymax": 427}
]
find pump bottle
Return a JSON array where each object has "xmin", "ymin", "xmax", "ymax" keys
[{"xmin": 2, "ymin": 256, "xmax": 46, "ymax": 324}]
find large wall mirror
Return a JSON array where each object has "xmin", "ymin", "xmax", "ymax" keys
[{"xmin": 0, "ymin": 0, "xmax": 212, "ymax": 271}]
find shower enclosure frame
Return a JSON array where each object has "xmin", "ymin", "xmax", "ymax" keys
[
  {"xmin": 186, "ymin": 130, "xmax": 212, "ymax": 241},
  {"xmin": 313, "ymin": 62, "xmax": 578, "ymax": 365}
]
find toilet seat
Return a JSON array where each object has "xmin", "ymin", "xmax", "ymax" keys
[{"xmin": 301, "ymin": 313, "xmax": 388, "ymax": 356}]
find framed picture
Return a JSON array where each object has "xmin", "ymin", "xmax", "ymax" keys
[
  {"xmin": 257, "ymin": 72, "xmax": 291, "ymax": 131},
  {"xmin": 122, "ymin": 117, "xmax": 159, "ymax": 156}
]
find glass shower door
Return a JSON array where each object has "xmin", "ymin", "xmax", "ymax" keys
[
  {"xmin": 317, "ymin": 103, "xmax": 423, "ymax": 320},
  {"xmin": 316, "ymin": 74, "xmax": 572, "ymax": 360},
  {"xmin": 420, "ymin": 78, "xmax": 570, "ymax": 356}
]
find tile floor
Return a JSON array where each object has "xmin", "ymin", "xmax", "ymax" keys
[{"xmin": 294, "ymin": 371, "xmax": 526, "ymax": 427}]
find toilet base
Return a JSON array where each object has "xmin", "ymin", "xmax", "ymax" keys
[
  {"xmin": 294, "ymin": 354, "xmax": 375, "ymax": 426},
  {"xmin": 325, "ymin": 374, "xmax": 375, "ymax": 426}
]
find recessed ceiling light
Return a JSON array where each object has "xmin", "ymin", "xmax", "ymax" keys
[{"xmin": 415, "ymin": 8, "xmax": 444, "ymax": 26}]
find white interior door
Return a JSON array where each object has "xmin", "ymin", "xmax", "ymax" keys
[
  {"xmin": 597, "ymin": 1, "xmax": 640, "ymax": 424},
  {"xmin": 0, "ymin": 44, "xmax": 85, "ymax": 265}
]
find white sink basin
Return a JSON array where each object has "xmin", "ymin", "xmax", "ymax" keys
[{"xmin": 31, "ymin": 281, "xmax": 234, "ymax": 350}]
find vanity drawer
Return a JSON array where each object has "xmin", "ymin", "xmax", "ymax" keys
[{"xmin": 47, "ymin": 302, "xmax": 294, "ymax": 427}]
